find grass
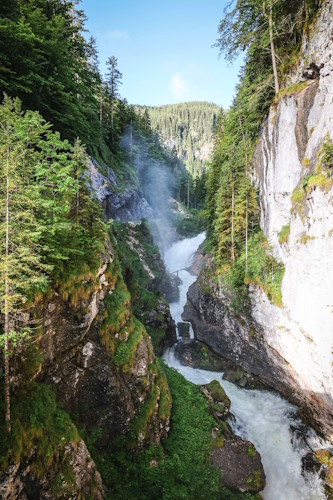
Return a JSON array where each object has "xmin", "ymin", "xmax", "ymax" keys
[
  {"xmin": 275, "ymin": 81, "xmax": 310, "ymax": 101},
  {"xmin": 0, "ymin": 383, "xmax": 79, "ymax": 494},
  {"xmin": 292, "ymin": 140, "xmax": 333, "ymax": 216},
  {"xmin": 88, "ymin": 364, "xmax": 256, "ymax": 500},
  {"xmin": 278, "ymin": 225, "xmax": 290, "ymax": 245}
]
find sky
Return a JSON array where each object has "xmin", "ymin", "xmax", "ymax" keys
[{"xmin": 80, "ymin": 0, "xmax": 243, "ymax": 108}]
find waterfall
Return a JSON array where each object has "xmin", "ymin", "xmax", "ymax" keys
[{"xmin": 163, "ymin": 233, "xmax": 328, "ymax": 500}]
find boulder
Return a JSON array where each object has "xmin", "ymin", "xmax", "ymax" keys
[{"xmin": 211, "ymin": 437, "xmax": 266, "ymax": 494}]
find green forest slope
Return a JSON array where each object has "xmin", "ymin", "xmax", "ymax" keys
[{"xmin": 136, "ymin": 102, "xmax": 221, "ymax": 177}]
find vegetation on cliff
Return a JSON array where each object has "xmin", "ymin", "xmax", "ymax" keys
[
  {"xmin": 91, "ymin": 365, "xmax": 257, "ymax": 500},
  {"xmin": 205, "ymin": 0, "xmax": 322, "ymax": 309}
]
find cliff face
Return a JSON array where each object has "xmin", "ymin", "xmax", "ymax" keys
[
  {"xmin": 184, "ymin": 2, "xmax": 333, "ymax": 441},
  {"xmin": 1, "ymin": 237, "xmax": 172, "ymax": 497},
  {"xmin": 39, "ymin": 242, "xmax": 171, "ymax": 449},
  {"xmin": 88, "ymin": 158, "xmax": 153, "ymax": 221},
  {"xmin": 252, "ymin": 2, "xmax": 333, "ymax": 439}
]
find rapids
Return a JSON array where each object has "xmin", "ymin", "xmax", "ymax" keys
[{"xmin": 163, "ymin": 232, "xmax": 328, "ymax": 500}]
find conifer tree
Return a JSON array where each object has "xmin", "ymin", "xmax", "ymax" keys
[{"xmin": 0, "ymin": 97, "xmax": 52, "ymax": 432}]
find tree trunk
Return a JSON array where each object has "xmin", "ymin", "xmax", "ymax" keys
[
  {"xmin": 5, "ymin": 153, "xmax": 11, "ymax": 433},
  {"xmin": 99, "ymin": 94, "xmax": 103, "ymax": 124},
  {"xmin": 231, "ymin": 180, "xmax": 235, "ymax": 263},
  {"xmin": 263, "ymin": 0, "xmax": 280, "ymax": 95},
  {"xmin": 187, "ymin": 178, "xmax": 190, "ymax": 209}
]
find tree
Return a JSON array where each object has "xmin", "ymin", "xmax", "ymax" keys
[
  {"xmin": 215, "ymin": 0, "xmax": 316, "ymax": 96},
  {"xmin": 0, "ymin": 97, "xmax": 52, "ymax": 432},
  {"xmin": 106, "ymin": 56, "xmax": 123, "ymax": 141}
]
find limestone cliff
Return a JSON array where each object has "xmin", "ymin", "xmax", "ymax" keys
[
  {"xmin": 252, "ymin": 1, "xmax": 333, "ymax": 440},
  {"xmin": 184, "ymin": 2, "xmax": 333, "ymax": 441},
  {"xmin": 87, "ymin": 158, "xmax": 153, "ymax": 221}
]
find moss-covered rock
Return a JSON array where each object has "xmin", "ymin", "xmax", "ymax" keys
[
  {"xmin": 203, "ymin": 380, "xmax": 231, "ymax": 420},
  {"xmin": 211, "ymin": 437, "xmax": 266, "ymax": 494}
]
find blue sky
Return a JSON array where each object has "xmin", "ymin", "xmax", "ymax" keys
[{"xmin": 81, "ymin": 0, "xmax": 243, "ymax": 107}]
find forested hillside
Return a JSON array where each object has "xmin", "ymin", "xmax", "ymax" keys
[{"xmin": 137, "ymin": 102, "xmax": 220, "ymax": 177}]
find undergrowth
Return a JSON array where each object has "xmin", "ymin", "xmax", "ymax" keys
[{"xmin": 89, "ymin": 364, "xmax": 256, "ymax": 500}]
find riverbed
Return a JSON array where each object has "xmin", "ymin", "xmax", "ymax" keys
[{"xmin": 163, "ymin": 233, "xmax": 328, "ymax": 500}]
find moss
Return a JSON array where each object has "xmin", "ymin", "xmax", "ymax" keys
[
  {"xmin": 113, "ymin": 319, "xmax": 144, "ymax": 370},
  {"xmin": 314, "ymin": 449, "xmax": 331, "ymax": 465},
  {"xmin": 248, "ymin": 446, "xmax": 257, "ymax": 458},
  {"xmin": 205, "ymin": 380, "xmax": 229, "ymax": 405},
  {"xmin": 0, "ymin": 383, "xmax": 79, "ymax": 481},
  {"xmin": 292, "ymin": 140, "xmax": 333, "ymax": 217},
  {"xmin": 246, "ymin": 470, "xmax": 262, "ymax": 491},
  {"xmin": 275, "ymin": 81, "xmax": 309, "ymax": 101},
  {"xmin": 278, "ymin": 225, "xmax": 290, "ymax": 245},
  {"xmin": 298, "ymin": 233, "xmax": 315, "ymax": 245},
  {"xmin": 302, "ymin": 157, "xmax": 310, "ymax": 168}
]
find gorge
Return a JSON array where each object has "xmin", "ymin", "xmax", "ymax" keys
[{"xmin": 0, "ymin": 0, "xmax": 332, "ymax": 498}]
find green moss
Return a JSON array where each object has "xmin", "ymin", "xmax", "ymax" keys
[
  {"xmin": 298, "ymin": 233, "xmax": 315, "ymax": 245},
  {"xmin": 278, "ymin": 225, "xmax": 290, "ymax": 245},
  {"xmin": 88, "ymin": 364, "xmax": 256, "ymax": 500},
  {"xmin": 247, "ymin": 446, "xmax": 257, "ymax": 458},
  {"xmin": 275, "ymin": 81, "xmax": 309, "ymax": 101},
  {"xmin": 113, "ymin": 319, "xmax": 144, "ymax": 370},
  {"xmin": 302, "ymin": 157, "xmax": 310, "ymax": 168},
  {"xmin": 205, "ymin": 380, "xmax": 230, "ymax": 408},
  {"xmin": 0, "ymin": 383, "xmax": 78, "ymax": 481},
  {"xmin": 292, "ymin": 140, "xmax": 333, "ymax": 217},
  {"xmin": 246, "ymin": 470, "xmax": 262, "ymax": 491}
]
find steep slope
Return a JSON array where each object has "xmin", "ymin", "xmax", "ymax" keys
[
  {"xmin": 0, "ymin": 235, "xmax": 172, "ymax": 497},
  {"xmin": 137, "ymin": 102, "xmax": 220, "ymax": 176},
  {"xmin": 251, "ymin": 1, "xmax": 333, "ymax": 439}
]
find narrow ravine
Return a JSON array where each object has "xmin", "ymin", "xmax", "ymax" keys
[{"xmin": 163, "ymin": 233, "xmax": 328, "ymax": 500}]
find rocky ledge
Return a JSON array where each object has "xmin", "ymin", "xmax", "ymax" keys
[{"xmin": 182, "ymin": 266, "xmax": 333, "ymax": 440}]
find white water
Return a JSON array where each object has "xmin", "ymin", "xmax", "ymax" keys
[{"xmin": 163, "ymin": 233, "xmax": 328, "ymax": 500}]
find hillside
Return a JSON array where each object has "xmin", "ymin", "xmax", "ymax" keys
[{"xmin": 137, "ymin": 102, "xmax": 221, "ymax": 177}]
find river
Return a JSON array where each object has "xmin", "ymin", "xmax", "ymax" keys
[{"xmin": 163, "ymin": 232, "xmax": 328, "ymax": 499}]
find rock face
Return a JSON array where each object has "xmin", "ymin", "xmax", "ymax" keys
[
  {"xmin": 38, "ymin": 244, "xmax": 170, "ymax": 449},
  {"xmin": 0, "ymin": 440, "xmax": 104, "ymax": 499},
  {"xmin": 185, "ymin": 2, "xmax": 333, "ymax": 442},
  {"xmin": 200, "ymin": 379, "xmax": 265, "ymax": 494},
  {"xmin": 252, "ymin": 1, "xmax": 333, "ymax": 440},
  {"xmin": 0, "ymin": 238, "xmax": 171, "ymax": 498},
  {"xmin": 87, "ymin": 158, "xmax": 153, "ymax": 221}
]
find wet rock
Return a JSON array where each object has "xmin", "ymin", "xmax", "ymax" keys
[
  {"xmin": 212, "ymin": 437, "xmax": 265, "ymax": 493},
  {"xmin": 177, "ymin": 322, "xmax": 190, "ymax": 338},
  {"xmin": 174, "ymin": 339, "xmax": 266, "ymax": 389},
  {"xmin": 202, "ymin": 380, "xmax": 230, "ymax": 419}
]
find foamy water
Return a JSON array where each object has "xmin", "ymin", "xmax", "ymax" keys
[{"xmin": 163, "ymin": 233, "xmax": 328, "ymax": 500}]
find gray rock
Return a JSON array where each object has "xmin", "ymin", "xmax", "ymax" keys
[{"xmin": 212, "ymin": 438, "xmax": 266, "ymax": 494}]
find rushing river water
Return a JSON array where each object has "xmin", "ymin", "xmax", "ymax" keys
[{"xmin": 163, "ymin": 233, "xmax": 328, "ymax": 500}]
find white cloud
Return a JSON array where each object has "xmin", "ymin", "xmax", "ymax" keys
[
  {"xmin": 106, "ymin": 30, "xmax": 129, "ymax": 41},
  {"xmin": 170, "ymin": 73, "xmax": 188, "ymax": 99}
]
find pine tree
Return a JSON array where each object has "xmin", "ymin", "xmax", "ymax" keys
[
  {"xmin": 106, "ymin": 56, "xmax": 123, "ymax": 143},
  {"xmin": 0, "ymin": 97, "xmax": 52, "ymax": 432}
]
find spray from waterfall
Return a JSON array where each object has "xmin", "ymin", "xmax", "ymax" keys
[{"xmin": 121, "ymin": 127, "xmax": 181, "ymax": 253}]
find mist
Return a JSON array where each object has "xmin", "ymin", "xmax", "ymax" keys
[{"xmin": 121, "ymin": 127, "xmax": 181, "ymax": 253}]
